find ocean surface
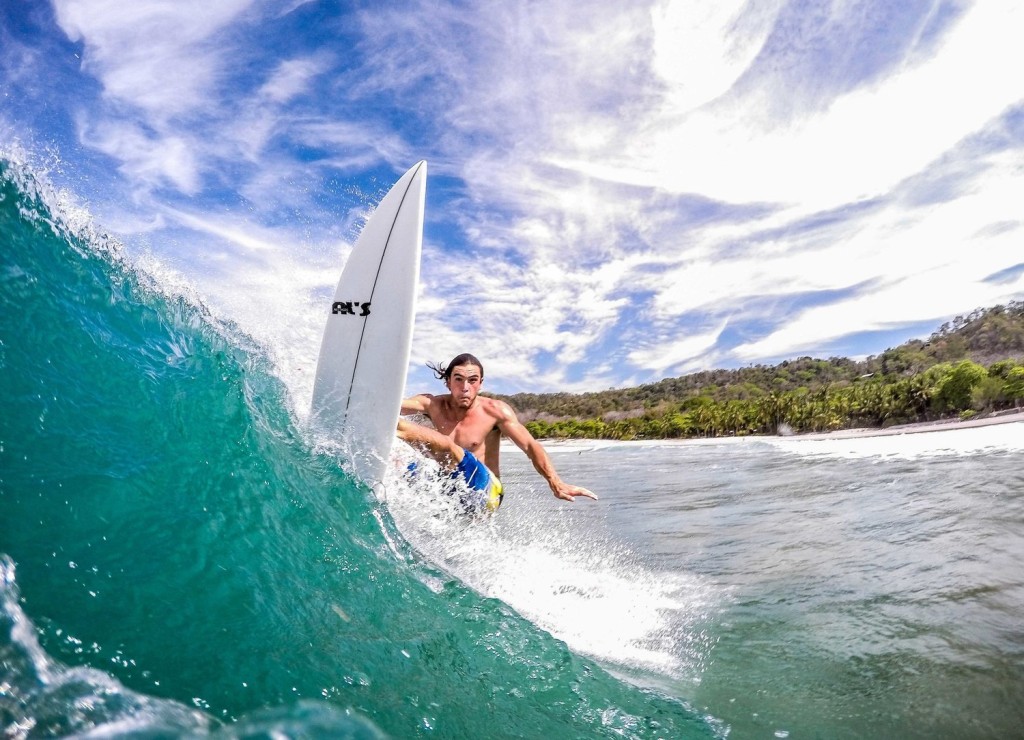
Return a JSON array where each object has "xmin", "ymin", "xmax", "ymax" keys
[{"xmin": 3, "ymin": 155, "xmax": 1024, "ymax": 739}]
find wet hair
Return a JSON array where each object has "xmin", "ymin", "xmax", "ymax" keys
[{"xmin": 427, "ymin": 353, "xmax": 484, "ymax": 382}]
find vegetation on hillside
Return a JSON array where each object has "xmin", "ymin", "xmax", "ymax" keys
[{"xmin": 494, "ymin": 302, "xmax": 1024, "ymax": 440}]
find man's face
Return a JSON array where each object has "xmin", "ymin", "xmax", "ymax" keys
[{"xmin": 446, "ymin": 363, "xmax": 483, "ymax": 408}]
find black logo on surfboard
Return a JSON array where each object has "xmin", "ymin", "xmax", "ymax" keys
[{"xmin": 332, "ymin": 301, "xmax": 371, "ymax": 316}]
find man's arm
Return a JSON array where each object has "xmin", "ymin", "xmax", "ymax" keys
[{"xmin": 493, "ymin": 401, "xmax": 598, "ymax": 503}]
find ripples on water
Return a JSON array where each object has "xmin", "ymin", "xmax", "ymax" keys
[{"xmin": 390, "ymin": 424, "xmax": 1024, "ymax": 738}]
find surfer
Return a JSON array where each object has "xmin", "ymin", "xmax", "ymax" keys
[{"xmin": 397, "ymin": 353, "xmax": 598, "ymax": 512}]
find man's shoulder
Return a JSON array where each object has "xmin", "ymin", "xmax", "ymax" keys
[
  {"xmin": 477, "ymin": 396, "xmax": 516, "ymax": 420},
  {"xmin": 408, "ymin": 392, "xmax": 449, "ymax": 416}
]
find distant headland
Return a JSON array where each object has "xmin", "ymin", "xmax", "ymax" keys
[{"xmin": 496, "ymin": 302, "xmax": 1024, "ymax": 441}]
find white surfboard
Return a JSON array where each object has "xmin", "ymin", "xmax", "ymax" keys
[{"xmin": 310, "ymin": 161, "xmax": 426, "ymax": 486}]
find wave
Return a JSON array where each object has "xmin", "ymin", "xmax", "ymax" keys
[
  {"xmin": 2, "ymin": 556, "xmax": 389, "ymax": 738},
  {"xmin": 0, "ymin": 154, "xmax": 718, "ymax": 737}
]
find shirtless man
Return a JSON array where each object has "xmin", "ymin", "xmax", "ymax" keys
[{"xmin": 397, "ymin": 353, "xmax": 597, "ymax": 513}]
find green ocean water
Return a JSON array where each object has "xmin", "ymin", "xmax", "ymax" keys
[{"xmin": 0, "ymin": 158, "xmax": 717, "ymax": 737}]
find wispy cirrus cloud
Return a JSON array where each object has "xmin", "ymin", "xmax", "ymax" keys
[{"xmin": 52, "ymin": 0, "xmax": 253, "ymax": 124}]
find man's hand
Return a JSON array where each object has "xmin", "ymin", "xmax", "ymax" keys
[{"xmin": 551, "ymin": 481, "xmax": 599, "ymax": 502}]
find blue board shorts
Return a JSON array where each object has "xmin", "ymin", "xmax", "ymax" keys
[
  {"xmin": 453, "ymin": 449, "xmax": 504, "ymax": 513},
  {"xmin": 406, "ymin": 449, "xmax": 503, "ymax": 514}
]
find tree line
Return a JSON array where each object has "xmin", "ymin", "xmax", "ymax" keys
[{"xmin": 493, "ymin": 303, "xmax": 1024, "ymax": 440}]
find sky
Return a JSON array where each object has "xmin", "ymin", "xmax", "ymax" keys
[{"xmin": 2, "ymin": 0, "xmax": 1024, "ymax": 399}]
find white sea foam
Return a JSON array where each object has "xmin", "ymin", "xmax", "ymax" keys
[
  {"xmin": 382, "ymin": 444, "xmax": 720, "ymax": 682},
  {"xmin": 764, "ymin": 419, "xmax": 1024, "ymax": 460}
]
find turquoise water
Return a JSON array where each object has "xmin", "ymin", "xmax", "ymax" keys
[
  {"xmin": 4, "ymin": 155, "xmax": 1024, "ymax": 739},
  {"xmin": 0, "ymin": 158, "xmax": 715, "ymax": 737}
]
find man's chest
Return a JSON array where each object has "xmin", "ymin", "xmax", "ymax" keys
[{"xmin": 431, "ymin": 414, "xmax": 490, "ymax": 447}]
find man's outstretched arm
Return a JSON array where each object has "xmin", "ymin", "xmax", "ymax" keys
[{"xmin": 494, "ymin": 402, "xmax": 598, "ymax": 503}]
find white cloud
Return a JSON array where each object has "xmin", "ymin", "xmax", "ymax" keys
[
  {"xmin": 79, "ymin": 118, "xmax": 202, "ymax": 194},
  {"xmin": 52, "ymin": 1, "xmax": 345, "ymax": 198},
  {"xmin": 258, "ymin": 56, "xmax": 329, "ymax": 104},
  {"xmin": 628, "ymin": 319, "xmax": 728, "ymax": 376},
  {"xmin": 554, "ymin": 2, "xmax": 1024, "ymax": 211},
  {"xmin": 650, "ymin": 0, "xmax": 782, "ymax": 113},
  {"xmin": 53, "ymin": 0, "xmax": 254, "ymax": 121},
  {"xmin": 292, "ymin": 121, "xmax": 414, "ymax": 173},
  {"xmin": 161, "ymin": 207, "xmax": 283, "ymax": 253},
  {"xmin": 729, "ymin": 147, "xmax": 1024, "ymax": 361}
]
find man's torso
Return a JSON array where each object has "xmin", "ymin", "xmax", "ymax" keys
[{"xmin": 427, "ymin": 396, "xmax": 503, "ymax": 477}]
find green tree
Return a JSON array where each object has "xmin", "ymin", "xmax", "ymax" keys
[
  {"xmin": 971, "ymin": 376, "xmax": 1005, "ymax": 412},
  {"xmin": 1005, "ymin": 366, "xmax": 1024, "ymax": 407},
  {"xmin": 934, "ymin": 360, "xmax": 987, "ymax": 412},
  {"xmin": 988, "ymin": 359, "xmax": 1019, "ymax": 379}
]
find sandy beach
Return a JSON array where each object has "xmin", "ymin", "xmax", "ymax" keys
[{"xmin": 792, "ymin": 407, "xmax": 1024, "ymax": 440}]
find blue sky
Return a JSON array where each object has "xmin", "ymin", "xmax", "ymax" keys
[{"xmin": 3, "ymin": 1, "xmax": 1024, "ymax": 399}]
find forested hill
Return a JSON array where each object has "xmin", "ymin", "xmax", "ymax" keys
[{"xmin": 493, "ymin": 302, "xmax": 1024, "ymax": 440}]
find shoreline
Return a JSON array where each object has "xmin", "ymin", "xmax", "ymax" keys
[
  {"xmin": 790, "ymin": 407, "xmax": 1024, "ymax": 440},
  {"xmin": 531, "ymin": 408, "xmax": 1024, "ymax": 447}
]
